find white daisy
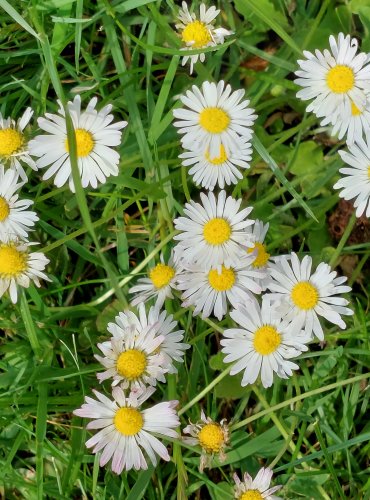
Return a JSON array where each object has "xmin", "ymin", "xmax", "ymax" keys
[
  {"xmin": 265, "ymin": 252, "xmax": 353, "ymax": 340},
  {"xmin": 320, "ymin": 96, "xmax": 370, "ymax": 144},
  {"xmin": 183, "ymin": 409, "xmax": 229, "ymax": 472},
  {"xmin": 0, "ymin": 165, "xmax": 39, "ymax": 242},
  {"xmin": 245, "ymin": 220, "xmax": 271, "ymax": 290},
  {"xmin": 221, "ymin": 302, "xmax": 309, "ymax": 388},
  {"xmin": 173, "ymin": 190, "xmax": 254, "ymax": 268},
  {"xmin": 333, "ymin": 135, "xmax": 370, "ymax": 217},
  {"xmin": 73, "ymin": 385, "xmax": 179, "ymax": 473},
  {"xmin": 179, "ymin": 139, "xmax": 252, "ymax": 190},
  {"xmin": 176, "ymin": 2, "xmax": 233, "ymax": 74},
  {"xmin": 0, "ymin": 107, "xmax": 36, "ymax": 181},
  {"xmin": 28, "ymin": 95, "xmax": 127, "ymax": 192},
  {"xmin": 233, "ymin": 467, "xmax": 282, "ymax": 499},
  {"xmin": 177, "ymin": 254, "xmax": 264, "ymax": 320},
  {"xmin": 129, "ymin": 252, "xmax": 177, "ymax": 309},
  {"xmin": 0, "ymin": 241, "xmax": 50, "ymax": 304},
  {"xmin": 295, "ymin": 33, "xmax": 370, "ymax": 119},
  {"xmin": 173, "ymin": 80, "xmax": 257, "ymax": 157}
]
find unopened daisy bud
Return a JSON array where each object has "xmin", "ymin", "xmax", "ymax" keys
[
  {"xmin": 183, "ymin": 410, "xmax": 229, "ymax": 472},
  {"xmin": 0, "ymin": 240, "xmax": 50, "ymax": 304},
  {"xmin": 233, "ymin": 467, "xmax": 282, "ymax": 499},
  {"xmin": 175, "ymin": 2, "xmax": 233, "ymax": 74},
  {"xmin": 74, "ymin": 385, "xmax": 180, "ymax": 473}
]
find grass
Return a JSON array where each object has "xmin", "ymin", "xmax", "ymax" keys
[{"xmin": 0, "ymin": 0, "xmax": 369, "ymax": 499}]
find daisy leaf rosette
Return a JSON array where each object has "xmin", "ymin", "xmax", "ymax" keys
[
  {"xmin": 221, "ymin": 301, "xmax": 309, "ymax": 388},
  {"xmin": 265, "ymin": 252, "xmax": 353, "ymax": 340},
  {"xmin": 173, "ymin": 190, "xmax": 255, "ymax": 269},
  {"xmin": 73, "ymin": 386, "xmax": 179, "ymax": 473},
  {"xmin": 28, "ymin": 95, "xmax": 127, "ymax": 192}
]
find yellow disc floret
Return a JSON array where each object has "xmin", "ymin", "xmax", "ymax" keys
[
  {"xmin": 208, "ymin": 266, "xmax": 235, "ymax": 291},
  {"xmin": 0, "ymin": 244, "xmax": 27, "ymax": 277},
  {"xmin": 253, "ymin": 325, "xmax": 281, "ymax": 355},
  {"xmin": 0, "ymin": 129, "xmax": 23, "ymax": 156},
  {"xmin": 326, "ymin": 65, "xmax": 355, "ymax": 93},
  {"xmin": 248, "ymin": 242, "xmax": 270, "ymax": 268},
  {"xmin": 198, "ymin": 423, "xmax": 225, "ymax": 453},
  {"xmin": 291, "ymin": 281, "xmax": 319, "ymax": 310},
  {"xmin": 65, "ymin": 128, "xmax": 94, "ymax": 157},
  {"xmin": 0, "ymin": 197, "xmax": 10, "ymax": 221},
  {"xmin": 182, "ymin": 20, "xmax": 212, "ymax": 48},
  {"xmin": 199, "ymin": 108, "xmax": 230, "ymax": 134},
  {"xmin": 239, "ymin": 491, "xmax": 263, "ymax": 500},
  {"xmin": 203, "ymin": 217, "xmax": 231, "ymax": 245},
  {"xmin": 205, "ymin": 144, "xmax": 228, "ymax": 165},
  {"xmin": 351, "ymin": 101, "xmax": 362, "ymax": 116},
  {"xmin": 114, "ymin": 407, "xmax": 143, "ymax": 436},
  {"xmin": 116, "ymin": 349, "xmax": 147, "ymax": 380},
  {"xmin": 149, "ymin": 263, "xmax": 175, "ymax": 289}
]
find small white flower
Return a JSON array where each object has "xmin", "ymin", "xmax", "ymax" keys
[
  {"xmin": 179, "ymin": 139, "xmax": 252, "ymax": 190},
  {"xmin": 176, "ymin": 2, "xmax": 233, "ymax": 74},
  {"xmin": 0, "ymin": 241, "xmax": 50, "ymax": 304},
  {"xmin": 233, "ymin": 467, "xmax": 282, "ymax": 499},
  {"xmin": 177, "ymin": 255, "xmax": 264, "ymax": 320},
  {"xmin": 173, "ymin": 190, "xmax": 254, "ymax": 268},
  {"xmin": 129, "ymin": 253, "xmax": 177, "ymax": 309},
  {"xmin": 173, "ymin": 80, "xmax": 257, "ymax": 157},
  {"xmin": 265, "ymin": 252, "xmax": 353, "ymax": 340},
  {"xmin": 221, "ymin": 301, "xmax": 308, "ymax": 388},
  {"xmin": 333, "ymin": 135, "xmax": 370, "ymax": 217},
  {"xmin": 73, "ymin": 386, "xmax": 179, "ymax": 473},
  {"xmin": 0, "ymin": 107, "xmax": 36, "ymax": 180},
  {"xmin": 0, "ymin": 165, "xmax": 39, "ymax": 242},
  {"xmin": 183, "ymin": 409, "xmax": 229, "ymax": 472},
  {"xmin": 28, "ymin": 95, "xmax": 127, "ymax": 192}
]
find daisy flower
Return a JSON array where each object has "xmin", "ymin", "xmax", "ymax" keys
[
  {"xmin": 173, "ymin": 190, "xmax": 254, "ymax": 268},
  {"xmin": 246, "ymin": 220, "xmax": 271, "ymax": 290},
  {"xmin": 0, "ymin": 240, "xmax": 50, "ymax": 304},
  {"xmin": 183, "ymin": 409, "xmax": 229, "ymax": 472},
  {"xmin": 0, "ymin": 165, "xmax": 39, "ymax": 242},
  {"xmin": 221, "ymin": 302, "xmax": 309, "ymax": 388},
  {"xmin": 173, "ymin": 80, "xmax": 257, "ymax": 157},
  {"xmin": 177, "ymin": 254, "xmax": 264, "ymax": 320},
  {"xmin": 295, "ymin": 33, "xmax": 370, "ymax": 119},
  {"xmin": 129, "ymin": 252, "xmax": 177, "ymax": 309},
  {"xmin": 176, "ymin": 2, "xmax": 233, "ymax": 74},
  {"xmin": 179, "ymin": 139, "xmax": 252, "ymax": 190},
  {"xmin": 265, "ymin": 252, "xmax": 353, "ymax": 340},
  {"xmin": 73, "ymin": 385, "xmax": 179, "ymax": 473},
  {"xmin": 333, "ymin": 135, "xmax": 370, "ymax": 217},
  {"xmin": 233, "ymin": 467, "xmax": 282, "ymax": 499},
  {"xmin": 0, "ymin": 107, "xmax": 36, "ymax": 181},
  {"xmin": 28, "ymin": 95, "xmax": 127, "ymax": 192}
]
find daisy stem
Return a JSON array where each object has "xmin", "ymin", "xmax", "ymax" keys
[
  {"xmin": 178, "ymin": 366, "xmax": 232, "ymax": 416},
  {"xmin": 329, "ymin": 211, "xmax": 357, "ymax": 268},
  {"xmin": 20, "ymin": 290, "xmax": 41, "ymax": 359}
]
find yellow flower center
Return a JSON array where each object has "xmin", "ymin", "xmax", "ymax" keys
[
  {"xmin": 198, "ymin": 423, "xmax": 224, "ymax": 453},
  {"xmin": 248, "ymin": 242, "xmax": 270, "ymax": 268},
  {"xmin": 351, "ymin": 101, "xmax": 362, "ymax": 116},
  {"xmin": 253, "ymin": 325, "xmax": 281, "ymax": 355},
  {"xmin": 0, "ymin": 244, "xmax": 27, "ymax": 277},
  {"xmin": 149, "ymin": 263, "xmax": 175, "ymax": 289},
  {"xmin": 114, "ymin": 407, "xmax": 143, "ymax": 436},
  {"xmin": 65, "ymin": 128, "xmax": 94, "ymax": 157},
  {"xmin": 208, "ymin": 265, "xmax": 235, "ymax": 291},
  {"xmin": 326, "ymin": 65, "xmax": 355, "ymax": 93},
  {"xmin": 205, "ymin": 144, "xmax": 228, "ymax": 165},
  {"xmin": 0, "ymin": 197, "xmax": 10, "ymax": 221},
  {"xmin": 239, "ymin": 491, "xmax": 263, "ymax": 500},
  {"xmin": 181, "ymin": 20, "xmax": 212, "ymax": 48},
  {"xmin": 0, "ymin": 128, "xmax": 23, "ymax": 156},
  {"xmin": 368, "ymin": 166, "xmax": 370, "ymax": 179},
  {"xmin": 116, "ymin": 349, "xmax": 147, "ymax": 380},
  {"xmin": 291, "ymin": 281, "xmax": 319, "ymax": 310},
  {"xmin": 203, "ymin": 217, "xmax": 231, "ymax": 245},
  {"xmin": 199, "ymin": 107, "xmax": 230, "ymax": 134}
]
